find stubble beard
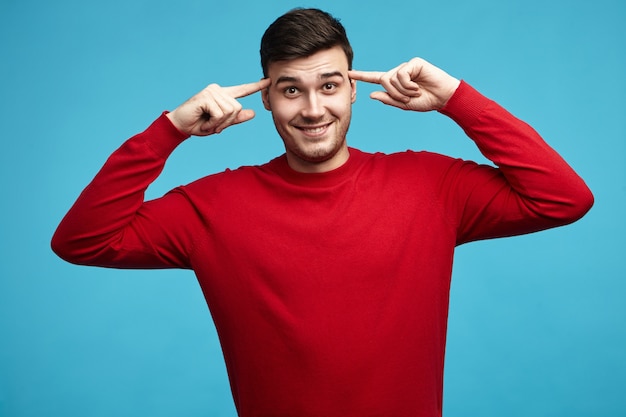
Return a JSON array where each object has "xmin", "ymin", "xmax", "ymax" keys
[{"xmin": 275, "ymin": 110, "xmax": 352, "ymax": 166}]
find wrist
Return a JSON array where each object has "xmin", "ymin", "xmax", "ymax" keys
[
  {"xmin": 165, "ymin": 110, "xmax": 186, "ymax": 134},
  {"xmin": 438, "ymin": 78, "xmax": 461, "ymax": 109},
  {"xmin": 438, "ymin": 81, "xmax": 491, "ymax": 126},
  {"xmin": 156, "ymin": 112, "xmax": 191, "ymax": 150}
]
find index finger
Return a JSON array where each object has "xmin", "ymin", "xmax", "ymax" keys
[
  {"xmin": 348, "ymin": 70, "xmax": 385, "ymax": 85},
  {"xmin": 225, "ymin": 78, "xmax": 272, "ymax": 99}
]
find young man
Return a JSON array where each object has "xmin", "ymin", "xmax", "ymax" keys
[{"xmin": 51, "ymin": 8, "xmax": 593, "ymax": 417}]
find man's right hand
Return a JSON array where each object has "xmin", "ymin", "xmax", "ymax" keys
[{"xmin": 167, "ymin": 78, "xmax": 271, "ymax": 137}]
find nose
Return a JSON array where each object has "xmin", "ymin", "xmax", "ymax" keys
[{"xmin": 301, "ymin": 92, "xmax": 325, "ymax": 120}]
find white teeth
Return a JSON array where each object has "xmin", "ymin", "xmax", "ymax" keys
[{"xmin": 304, "ymin": 127, "xmax": 324, "ymax": 133}]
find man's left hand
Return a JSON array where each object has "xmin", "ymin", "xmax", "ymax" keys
[{"xmin": 349, "ymin": 58, "xmax": 461, "ymax": 112}]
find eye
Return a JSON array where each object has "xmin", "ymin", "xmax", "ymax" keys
[
  {"xmin": 283, "ymin": 86, "xmax": 299, "ymax": 97},
  {"xmin": 322, "ymin": 83, "xmax": 337, "ymax": 92}
]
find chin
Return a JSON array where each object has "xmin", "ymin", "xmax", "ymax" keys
[{"xmin": 301, "ymin": 140, "xmax": 343, "ymax": 161}]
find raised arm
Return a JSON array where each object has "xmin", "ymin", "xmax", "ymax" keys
[
  {"xmin": 51, "ymin": 79, "xmax": 270, "ymax": 268},
  {"xmin": 350, "ymin": 59, "xmax": 593, "ymax": 242}
]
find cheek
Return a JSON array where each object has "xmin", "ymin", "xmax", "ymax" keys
[
  {"xmin": 269, "ymin": 97, "xmax": 297, "ymax": 122},
  {"xmin": 328, "ymin": 97, "xmax": 352, "ymax": 117},
  {"xmin": 270, "ymin": 108, "xmax": 296, "ymax": 137}
]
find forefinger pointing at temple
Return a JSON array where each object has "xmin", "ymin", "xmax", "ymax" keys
[{"xmin": 348, "ymin": 70, "xmax": 385, "ymax": 84}]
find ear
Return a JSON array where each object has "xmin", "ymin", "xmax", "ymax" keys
[
  {"xmin": 350, "ymin": 78, "xmax": 357, "ymax": 103},
  {"xmin": 262, "ymin": 87, "xmax": 271, "ymax": 111}
]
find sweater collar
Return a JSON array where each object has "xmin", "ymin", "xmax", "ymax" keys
[{"xmin": 268, "ymin": 148, "xmax": 366, "ymax": 188}]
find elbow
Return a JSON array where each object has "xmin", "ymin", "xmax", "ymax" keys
[
  {"xmin": 50, "ymin": 227, "xmax": 96, "ymax": 266},
  {"xmin": 50, "ymin": 229, "xmax": 81, "ymax": 265},
  {"xmin": 558, "ymin": 184, "xmax": 595, "ymax": 225},
  {"xmin": 574, "ymin": 186, "xmax": 595, "ymax": 220},
  {"xmin": 526, "ymin": 182, "xmax": 594, "ymax": 228}
]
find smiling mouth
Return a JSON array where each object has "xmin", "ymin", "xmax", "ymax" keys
[{"xmin": 296, "ymin": 123, "xmax": 332, "ymax": 136}]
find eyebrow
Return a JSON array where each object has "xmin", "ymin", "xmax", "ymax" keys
[{"xmin": 275, "ymin": 71, "xmax": 345, "ymax": 85}]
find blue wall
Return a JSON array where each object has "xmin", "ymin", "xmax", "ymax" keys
[{"xmin": 1, "ymin": 0, "xmax": 624, "ymax": 416}]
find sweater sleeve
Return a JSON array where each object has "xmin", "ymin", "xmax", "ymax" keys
[
  {"xmin": 51, "ymin": 113, "xmax": 201, "ymax": 269},
  {"xmin": 437, "ymin": 81, "xmax": 594, "ymax": 244}
]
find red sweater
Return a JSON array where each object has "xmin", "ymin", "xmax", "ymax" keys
[{"xmin": 52, "ymin": 82, "xmax": 593, "ymax": 416}]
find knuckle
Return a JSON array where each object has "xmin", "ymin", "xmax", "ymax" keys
[{"xmin": 212, "ymin": 108, "xmax": 224, "ymax": 119}]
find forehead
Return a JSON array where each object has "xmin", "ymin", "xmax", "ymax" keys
[{"xmin": 268, "ymin": 46, "xmax": 349, "ymax": 83}]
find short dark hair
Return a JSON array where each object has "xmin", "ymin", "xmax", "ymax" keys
[{"xmin": 260, "ymin": 8, "xmax": 354, "ymax": 77}]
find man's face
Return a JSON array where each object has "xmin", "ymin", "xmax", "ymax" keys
[{"xmin": 263, "ymin": 46, "xmax": 357, "ymax": 173}]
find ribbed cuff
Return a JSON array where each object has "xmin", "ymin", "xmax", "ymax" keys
[
  {"xmin": 438, "ymin": 80, "xmax": 492, "ymax": 128},
  {"xmin": 143, "ymin": 112, "xmax": 191, "ymax": 159}
]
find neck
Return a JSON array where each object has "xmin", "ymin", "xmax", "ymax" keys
[{"xmin": 286, "ymin": 145, "xmax": 350, "ymax": 173}]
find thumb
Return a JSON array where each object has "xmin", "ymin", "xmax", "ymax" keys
[
  {"xmin": 370, "ymin": 91, "xmax": 406, "ymax": 109},
  {"xmin": 233, "ymin": 109, "xmax": 256, "ymax": 125}
]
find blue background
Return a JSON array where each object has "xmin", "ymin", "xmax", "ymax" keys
[{"xmin": 1, "ymin": 0, "xmax": 624, "ymax": 416}]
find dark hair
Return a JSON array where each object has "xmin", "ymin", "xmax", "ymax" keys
[{"xmin": 260, "ymin": 8, "xmax": 353, "ymax": 77}]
